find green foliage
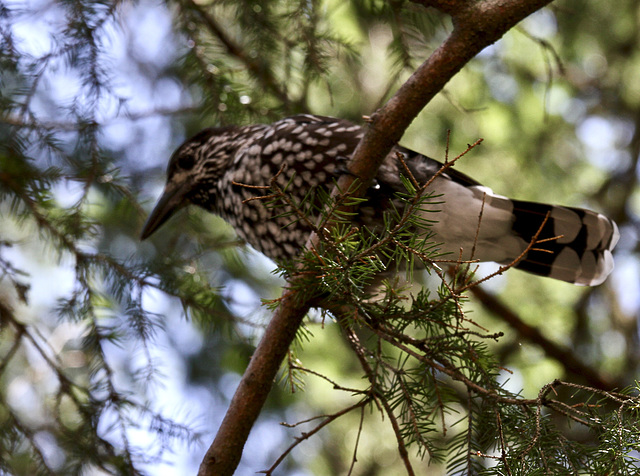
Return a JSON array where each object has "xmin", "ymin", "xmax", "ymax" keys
[{"xmin": 263, "ymin": 158, "xmax": 640, "ymax": 474}]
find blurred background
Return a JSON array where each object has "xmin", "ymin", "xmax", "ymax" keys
[{"xmin": 0, "ymin": 0, "xmax": 638, "ymax": 474}]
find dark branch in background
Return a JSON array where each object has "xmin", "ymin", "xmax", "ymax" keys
[
  {"xmin": 197, "ymin": 0, "xmax": 555, "ymax": 474},
  {"xmin": 182, "ymin": 0, "xmax": 294, "ymax": 109},
  {"xmin": 468, "ymin": 285, "xmax": 621, "ymax": 390}
]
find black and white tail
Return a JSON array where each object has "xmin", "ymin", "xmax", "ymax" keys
[
  {"xmin": 507, "ymin": 200, "xmax": 618, "ymax": 285},
  {"xmin": 421, "ymin": 176, "xmax": 619, "ymax": 286}
]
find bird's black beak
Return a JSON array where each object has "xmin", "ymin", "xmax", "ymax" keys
[{"xmin": 140, "ymin": 181, "xmax": 190, "ymax": 240}]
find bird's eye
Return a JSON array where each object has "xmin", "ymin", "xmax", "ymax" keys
[{"xmin": 177, "ymin": 154, "xmax": 195, "ymax": 170}]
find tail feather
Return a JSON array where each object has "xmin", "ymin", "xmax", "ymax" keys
[
  {"xmin": 509, "ymin": 200, "xmax": 618, "ymax": 286},
  {"xmin": 411, "ymin": 171, "xmax": 618, "ymax": 285}
]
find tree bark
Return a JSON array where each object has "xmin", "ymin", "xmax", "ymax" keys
[{"xmin": 197, "ymin": 293, "xmax": 310, "ymax": 476}]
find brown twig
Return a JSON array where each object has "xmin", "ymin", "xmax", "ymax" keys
[
  {"xmin": 260, "ymin": 399, "xmax": 371, "ymax": 475},
  {"xmin": 347, "ymin": 403, "xmax": 367, "ymax": 476},
  {"xmin": 287, "ymin": 364, "xmax": 368, "ymax": 395},
  {"xmin": 495, "ymin": 411, "xmax": 514, "ymax": 476},
  {"xmin": 342, "ymin": 324, "xmax": 417, "ymax": 476}
]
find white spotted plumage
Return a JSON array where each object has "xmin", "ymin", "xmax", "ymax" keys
[{"xmin": 141, "ymin": 114, "xmax": 619, "ymax": 286}]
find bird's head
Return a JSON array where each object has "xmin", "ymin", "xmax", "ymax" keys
[{"xmin": 140, "ymin": 126, "xmax": 245, "ymax": 240}]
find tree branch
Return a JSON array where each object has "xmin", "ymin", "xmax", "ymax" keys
[
  {"xmin": 347, "ymin": 0, "xmax": 555, "ymax": 194},
  {"xmin": 468, "ymin": 285, "xmax": 621, "ymax": 390},
  {"xmin": 183, "ymin": 0, "xmax": 293, "ymax": 108},
  {"xmin": 198, "ymin": 1, "xmax": 555, "ymax": 474},
  {"xmin": 197, "ymin": 291, "xmax": 310, "ymax": 475}
]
